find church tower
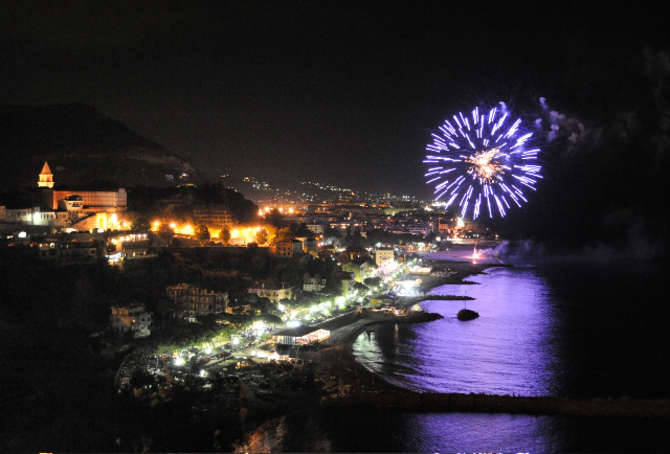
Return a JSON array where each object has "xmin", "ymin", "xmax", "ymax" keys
[{"xmin": 37, "ymin": 161, "xmax": 54, "ymax": 188}]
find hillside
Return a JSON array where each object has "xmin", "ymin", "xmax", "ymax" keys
[{"xmin": 0, "ymin": 103, "xmax": 197, "ymax": 189}]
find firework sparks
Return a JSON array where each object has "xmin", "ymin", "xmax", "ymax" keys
[{"xmin": 424, "ymin": 104, "xmax": 542, "ymax": 219}]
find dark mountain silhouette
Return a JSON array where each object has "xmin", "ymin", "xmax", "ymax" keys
[{"xmin": 0, "ymin": 103, "xmax": 197, "ymax": 189}]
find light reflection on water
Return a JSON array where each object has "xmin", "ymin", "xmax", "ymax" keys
[
  {"xmin": 353, "ymin": 266, "xmax": 560, "ymax": 395},
  {"xmin": 274, "ymin": 264, "xmax": 666, "ymax": 452}
]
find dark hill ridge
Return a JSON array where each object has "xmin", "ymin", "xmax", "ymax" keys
[{"xmin": 0, "ymin": 103, "xmax": 197, "ymax": 189}]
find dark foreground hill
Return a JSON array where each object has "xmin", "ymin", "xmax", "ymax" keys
[{"xmin": 0, "ymin": 103, "xmax": 197, "ymax": 189}]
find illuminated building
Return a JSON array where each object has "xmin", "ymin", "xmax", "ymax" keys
[
  {"xmin": 438, "ymin": 217, "xmax": 452, "ymax": 234},
  {"xmin": 165, "ymin": 283, "xmax": 229, "ymax": 318},
  {"xmin": 0, "ymin": 162, "xmax": 130, "ymax": 230},
  {"xmin": 37, "ymin": 161, "xmax": 127, "ymax": 213},
  {"xmin": 37, "ymin": 161, "xmax": 54, "ymax": 188},
  {"xmin": 272, "ymin": 327, "xmax": 330, "ymax": 346},
  {"xmin": 247, "ymin": 280, "xmax": 294, "ymax": 303},
  {"xmin": 375, "ymin": 248, "xmax": 395, "ymax": 267},
  {"xmin": 43, "ymin": 187, "xmax": 127, "ymax": 212},
  {"xmin": 109, "ymin": 233, "xmax": 154, "ymax": 261},
  {"xmin": 36, "ymin": 234, "xmax": 103, "ymax": 263}
]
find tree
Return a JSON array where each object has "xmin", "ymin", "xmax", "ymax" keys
[
  {"xmin": 364, "ymin": 277, "xmax": 381, "ymax": 287},
  {"xmin": 275, "ymin": 226, "xmax": 293, "ymax": 242},
  {"xmin": 157, "ymin": 223, "xmax": 174, "ymax": 245},
  {"xmin": 196, "ymin": 224, "xmax": 210, "ymax": 241},
  {"xmin": 267, "ymin": 209, "xmax": 284, "ymax": 228},
  {"xmin": 255, "ymin": 228, "xmax": 268, "ymax": 245},
  {"xmin": 220, "ymin": 227, "xmax": 231, "ymax": 244},
  {"xmin": 132, "ymin": 216, "xmax": 150, "ymax": 232}
]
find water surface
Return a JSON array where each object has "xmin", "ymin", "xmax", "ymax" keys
[{"xmin": 354, "ymin": 263, "xmax": 666, "ymax": 398}]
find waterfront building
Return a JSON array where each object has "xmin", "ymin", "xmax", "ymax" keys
[{"xmin": 272, "ymin": 327, "xmax": 330, "ymax": 345}]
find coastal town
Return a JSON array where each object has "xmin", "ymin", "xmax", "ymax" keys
[
  {"xmin": 4, "ymin": 3, "xmax": 667, "ymax": 451},
  {"xmin": 1, "ymin": 162, "xmax": 496, "ymax": 450}
]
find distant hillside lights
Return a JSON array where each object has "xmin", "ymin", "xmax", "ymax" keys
[{"xmin": 258, "ymin": 206, "xmax": 296, "ymax": 217}]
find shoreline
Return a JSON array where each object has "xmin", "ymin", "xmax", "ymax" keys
[
  {"xmin": 308, "ymin": 260, "xmax": 491, "ymax": 405},
  {"xmin": 310, "ymin": 261, "xmax": 670, "ymax": 418},
  {"xmin": 234, "ymin": 260, "xmax": 670, "ymax": 449}
]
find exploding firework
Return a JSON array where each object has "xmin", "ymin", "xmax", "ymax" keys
[{"xmin": 424, "ymin": 104, "xmax": 542, "ymax": 219}]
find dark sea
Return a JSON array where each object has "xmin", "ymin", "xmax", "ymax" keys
[{"xmin": 266, "ymin": 262, "xmax": 667, "ymax": 453}]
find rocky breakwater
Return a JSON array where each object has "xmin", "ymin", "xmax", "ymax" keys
[{"xmin": 323, "ymin": 389, "xmax": 670, "ymax": 418}]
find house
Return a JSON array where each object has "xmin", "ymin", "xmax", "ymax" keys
[
  {"xmin": 294, "ymin": 236, "xmax": 317, "ymax": 253},
  {"xmin": 110, "ymin": 304, "xmax": 152, "ymax": 338},
  {"xmin": 165, "ymin": 283, "xmax": 229, "ymax": 318},
  {"xmin": 342, "ymin": 259, "xmax": 374, "ymax": 283},
  {"xmin": 247, "ymin": 280, "xmax": 294, "ymax": 303},
  {"xmin": 303, "ymin": 273, "xmax": 327, "ymax": 292},
  {"xmin": 273, "ymin": 239, "xmax": 303, "ymax": 257},
  {"xmin": 226, "ymin": 301, "xmax": 252, "ymax": 315},
  {"xmin": 305, "ymin": 224, "xmax": 325, "ymax": 236},
  {"xmin": 37, "ymin": 234, "xmax": 103, "ymax": 264},
  {"xmin": 121, "ymin": 240, "xmax": 156, "ymax": 260},
  {"xmin": 335, "ymin": 271, "xmax": 356, "ymax": 296},
  {"xmin": 375, "ymin": 248, "xmax": 395, "ymax": 267}
]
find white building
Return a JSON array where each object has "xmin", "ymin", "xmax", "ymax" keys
[
  {"xmin": 272, "ymin": 327, "xmax": 330, "ymax": 345},
  {"xmin": 248, "ymin": 280, "xmax": 294, "ymax": 303},
  {"xmin": 375, "ymin": 249, "xmax": 395, "ymax": 267}
]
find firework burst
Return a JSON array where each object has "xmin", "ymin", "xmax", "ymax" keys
[{"xmin": 423, "ymin": 104, "xmax": 542, "ymax": 219}]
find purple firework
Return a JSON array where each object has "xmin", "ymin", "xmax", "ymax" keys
[{"xmin": 423, "ymin": 104, "xmax": 542, "ymax": 219}]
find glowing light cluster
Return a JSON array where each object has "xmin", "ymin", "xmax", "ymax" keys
[
  {"xmin": 258, "ymin": 206, "xmax": 295, "ymax": 217},
  {"xmin": 95, "ymin": 212, "xmax": 130, "ymax": 231},
  {"xmin": 150, "ymin": 220, "xmax": 196, "ymax": 235},
  {"xmin": 110, "ymin": 233, "xmax": 148, "ymax": 245},
  {"xmin": 424, "ymin": 105, "xmax": 542, "ymax": 219},
  {"xmin": 151, "ymin": 219, "xmax": 271, "ymax": 244}
]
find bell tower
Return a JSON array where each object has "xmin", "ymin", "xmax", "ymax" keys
[{"xmin": 37, "ymin": 161, "xmax": 54, "ymax": 188}]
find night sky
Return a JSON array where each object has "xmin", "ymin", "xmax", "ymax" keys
[{"xmin": 2, "ymin": 3, "xmax": 667, "ymax": 198}]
